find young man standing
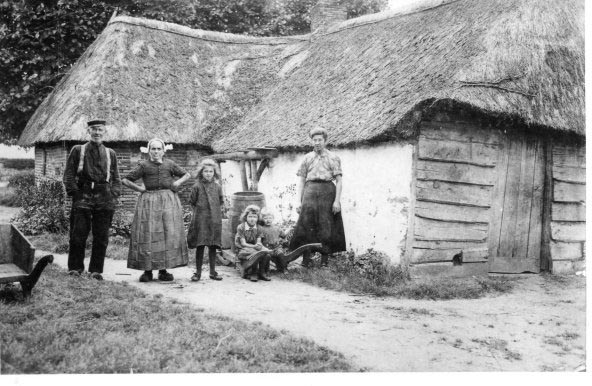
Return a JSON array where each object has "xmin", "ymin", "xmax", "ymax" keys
[{"xmin": 63, "ymin": 119, "xmax": 121, "ymax": 280}]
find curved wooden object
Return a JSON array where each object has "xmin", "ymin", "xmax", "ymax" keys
[
  {"xmin": 238, "ymin": 250, "xmax": 270, "ymax": 277},
  {"xmin": 278, "ymin": 243, "xmax": 324, "ymax": 270},
  {"xmin": 20, "ymin": 254, "xmax": 53, "ymax": 298}
]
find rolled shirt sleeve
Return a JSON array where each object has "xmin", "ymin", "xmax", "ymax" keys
[
  {"xmin": 330, "ymin": 154, "xmax": 342, "ymax": 178},
  {"xmin": 171, "ymin": 162, "xmax": 188, "ymax": 178},
  {"xmin": 125, "ymin": 163, "xmax": 144, "ymax": 182}
]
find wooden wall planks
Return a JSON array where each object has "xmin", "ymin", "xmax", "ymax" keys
[
  {"xmin": 554, "ymin": 181, "xmax": 586, "ymax": 202},
  {"xmin": 549, "ymin": 141, "xmax": 586, "ymax": 266},
  {"xmin": 414, "ymin": 216, "xmax": 488, "ymax": 242},
  {"xmin": 416, "ymin": 160, "xmax": 496, "ymax": 185},
  {"xmin": 415, "ymin": 201, "xmax": 490, "ymax": 223},
  {"xmin": 410, "ymin": 121, "xmax": 498, "ymax": 263},
  {"xmin": 552, "ymin": 202, "xmax": 586, "ymax": 222},
  {"xmin": 415, "ymin": 180, "xmax": 492, "ymax": 207},
  {"xmin": 418, "ymin": 137, "xmax": 498, "ymax": 166}
]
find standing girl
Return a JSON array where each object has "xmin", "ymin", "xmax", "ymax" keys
[
  {"xmin": 122, "ymin": 138, "xmax": 191, "ymax": 282},
  {"xmin": 187, "ymin": 158, "xmax": 224, "ymax": 281}
]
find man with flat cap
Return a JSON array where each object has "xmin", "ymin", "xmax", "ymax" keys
[{"xmin": 63, "ymin": 119, "xmax": 121, "ymax": 280}]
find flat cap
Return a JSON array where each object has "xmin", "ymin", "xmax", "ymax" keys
[{"xmin": 87, "ymin": 119, "xmax": 106, "ymax": 126}]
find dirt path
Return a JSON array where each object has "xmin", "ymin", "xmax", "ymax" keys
[{"xmin": 42, "ymin": 251, "xmax": 585, "ymax": 372}]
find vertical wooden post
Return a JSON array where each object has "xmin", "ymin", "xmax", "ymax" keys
[
  {"xmin": 540, "ymin": 138, "xmax": 553, "ymax": 272},
  {"xmin": 250, "ymin": 160, "xmax": 259, "ymax": 191},
  {"xmin": 239, "ymin": 160, "xmax": 248, "ymax": 191},
  {"xmin": 403, "ymin": 140, "xmax": 419, "ymax": 268}
]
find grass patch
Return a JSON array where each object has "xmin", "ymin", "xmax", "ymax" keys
[
  {"xmin": 0, "ymin": 261, "xmax": 354, "ymax": 373},
  {"xmin": 0, "ymin": 186, "xmax": 19, "ymax": 207},
  {"xmin": 280, "ymin": 252, "xmax": 514, "ymax": 300},
  {"xmin": 471, "ymin": 338, "xmax": 522, "ymax": 361},
  {"xmin": 29, "ymin": 233, "xmax": 130, "ymax": 260}
]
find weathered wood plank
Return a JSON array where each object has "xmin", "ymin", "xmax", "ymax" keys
[
  {"xmin": 552, "ymin": 165, "xmax": 586, "ymax": 184},
  {"xmin": 540, "ymin": 140, "xmax": 553, "ymax": 272},
  {"xmin": 552, "ymin": 202, "xmax": 586, "ymax": 222},
  {"xmin": 497, "ymin": 137, "xmax": 523, "ymax": 258},
  {"xmin": 416, "ymin": 180, "xmax": 492, "ymax": 207},
  {"xmin": 414, "ymin": 217, "xmax": 488, "ymax": 241},
  {"xmin": 488, "ymin": 135, "xmax": 509, "ymax": 258},
  {"xmin": 552, "ymin": 145, "xmax": 585, "ymax": 167},
  {"xmin": 489, "ymin": 255, "xmax": 540, "ymax": 273},
  {"xmin": 553, "ymin": 143, "xmax": 585, "ymax": 157},
  {"xmin": 420, "ymin": 122, "xmax": 502, "ymax": 144},
  {"xmin": 526, "ymin": 139, "xmax": 544, "ymax": 262},
  {"xmin": 0, "ymin": 224, "xmax": 12, "ymax": 265},
  {"xmin": 415, "ymin": 201, "xmax": 490, "ymax": 223},
  {"xmin": 552, "ymin": 259, "xmax": 585, "ymax": 274},
  {"xmin": 554, "ymin": 181, "xmax": 586, "ymax": 202},
  {"xmin": 418, "ymin": 137, "xmax": 498, "ymax": 166},
  {"xmin": 514, "ymin": 138, "xmax": 537, "ymax": 259},
  {"xmin": 403, "ymin": 142, "xmax": 420, "ymax": 266},
  {"xmin": 412, "ymin": 246, "xmax": 488, "ymax": 263},
  {"xmin": 550, "ymin": 241, "xmax": 583, "ymax": 260},
  {"xmin": 0, "ymin": 263, "xmax": 28, "ymax": 283},
  {"xmin": 416, "ymin": 160, "xmax": 496, "ymax": 185},
  {"xmin": 414, "ymin": 240, "xmax": 488, "ymax": 250},
  {"xmin": 551, "ymin": 222, "xmax": 586, "ymax": 242}
]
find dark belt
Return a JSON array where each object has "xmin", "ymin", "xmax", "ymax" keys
[{"xmin": 307, "ymin": 179, "xmax": 332, "ymax": 183}]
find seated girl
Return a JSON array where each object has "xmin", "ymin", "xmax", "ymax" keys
[
  {"xmin": 259, "ymin": 207, "xmax": 288, "ymax": 273},
  {"xmin": 235, "ymin": 205, "xmax": 271, "ymax": 282}
]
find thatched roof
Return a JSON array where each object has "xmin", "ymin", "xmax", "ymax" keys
[
  {"xmin": 214, "ymin": 0, "xmax": 585, "ymax": 151},
  {"xmin": 20, "ymin": 0, "xmax": 584, "ymax": 151},
  {"xmin": 18, "ymin": 16, "xmax": 306, "ymax": 146}
]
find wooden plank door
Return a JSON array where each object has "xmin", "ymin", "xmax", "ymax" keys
[{"xmin": 488, "ymin": 133, "xmax": 545, "ymax": 273}]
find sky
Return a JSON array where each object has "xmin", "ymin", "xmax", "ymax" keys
[{"xmin": 0, "ymin": 143, "xmax": 34, "ymax": 159}]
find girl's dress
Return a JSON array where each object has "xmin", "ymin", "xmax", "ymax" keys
[
  {"xmin": 125, "ymin": 159, "xmax": 189, "ymax": 270},
  {"xmin": 234, "ymin": 223, "xmax": 264, "ymax": 261},
  {"xmin": 187, "ymin": 179, "xmax": 223, "ymax": 249}
]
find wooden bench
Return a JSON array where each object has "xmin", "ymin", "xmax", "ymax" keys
[{"xmin": 0, "ymin": 223, "xmax": 53, "ymax": 298}]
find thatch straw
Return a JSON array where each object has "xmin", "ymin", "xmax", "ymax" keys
[
  {"xmin": 19, "ymin": 0, "xmax": 584, "ymax": 152},
  {"xmin": 18, "ymin": 17, "xmax": 300, "ymax": 146},
  {"xmin": 214, "ymin": 0, "xmax": 584, "ymax": 151}
]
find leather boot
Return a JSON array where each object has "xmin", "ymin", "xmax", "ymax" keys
[{"xmin": 209, "ymin": 247, "xmax": 222, "ymax": 280}]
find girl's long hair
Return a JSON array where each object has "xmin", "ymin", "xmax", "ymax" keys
[
  {"xmin": 240, "ymin": 204, "xmax": 261, "ymax": 223},
  {"xmin": 195, "ymin": 158, "xmax": 221, "ymax": 182}
]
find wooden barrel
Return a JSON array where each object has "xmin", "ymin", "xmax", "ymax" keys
[{"xmin": 229, "ymin": 191, "xmax": 266, "ymax": 250}]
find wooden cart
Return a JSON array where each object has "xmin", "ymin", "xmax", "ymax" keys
[{"xmin": 0, "ymin": 223, "xmax": 53, "ymax": 298}]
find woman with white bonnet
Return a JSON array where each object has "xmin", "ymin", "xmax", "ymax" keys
[{"xmin": 122, "ymin": 138, "xmax": 191, "ymax": 282}]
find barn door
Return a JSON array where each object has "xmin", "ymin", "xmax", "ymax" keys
[{"xmin": 488, "ymin": 133, "xmax": 545, "ymax": 273}]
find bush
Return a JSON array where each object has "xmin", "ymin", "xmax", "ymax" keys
[
  {"xmin": 11, "ymin": 176, "xmax": 69, "ymax": 235},
  {"xmin": 0, "ymin": 158, "xmax": 34, "ymax": 170},
  {"xmin": 7, "ymin": 170, "xmax": 35, "ymax": 195},
  {"xmin": 110, "ymin": 211, "xmax": 134, "ymax": 238},
  {"xmin": 0, "ymin": 187, "xmax": 19, "ymax": 207}
]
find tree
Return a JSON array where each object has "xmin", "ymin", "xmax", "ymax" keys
[{"xmin": 0, "ymin": 0, "xmax": 386, "ymax": 144}]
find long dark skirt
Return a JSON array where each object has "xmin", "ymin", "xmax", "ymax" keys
[
  {"xmin": 289, "ymin": 181, "xmax": 346, "ymax": 254},
  {"xmin": 127, "ymin": 190, "xmax": 189, "ymax": 270}
]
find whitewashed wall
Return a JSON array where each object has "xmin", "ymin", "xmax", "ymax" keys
[{"xmin": 220, "ymin": 143, "xmax": 414, "ymax": 265}]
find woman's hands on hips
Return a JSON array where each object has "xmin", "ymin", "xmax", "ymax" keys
[
  {"xmin": 332, "ymin": 201, "xmax": 341, "ymax": 214},
  {"xmin": 170, "ymin": 180, "xmax": 181, "ymax": 192}
]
